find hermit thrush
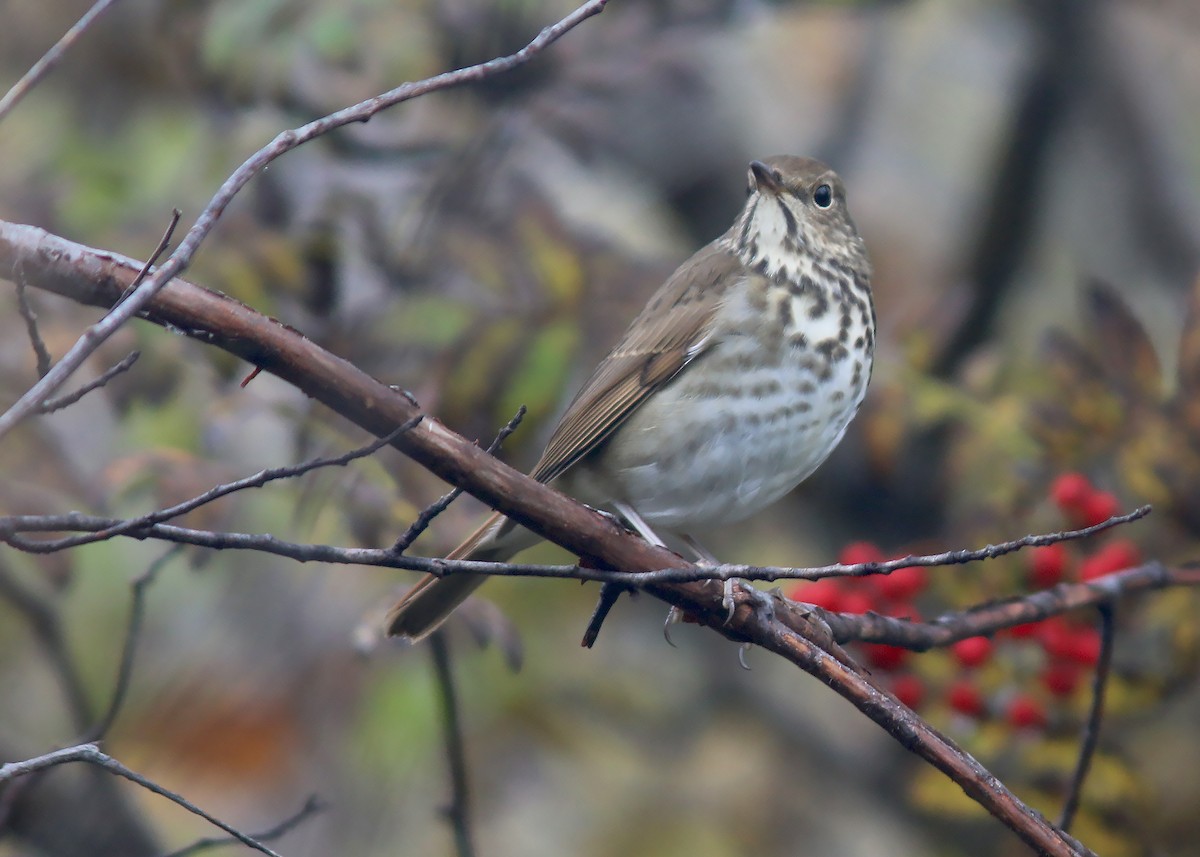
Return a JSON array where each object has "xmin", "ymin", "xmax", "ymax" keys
[{"xmin": 386, "ymin": 155, "xmax": 874, "ymax": 640}]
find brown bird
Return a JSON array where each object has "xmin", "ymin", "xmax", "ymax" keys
[{"xmin": 386, "ymin": 155, "xmax": 874, "ymax": 641}]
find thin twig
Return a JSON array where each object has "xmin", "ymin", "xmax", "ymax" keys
[
  {"xmin": 3, "ymin": 511, "xmax": 1193, "ymax": 651},
  {"xmin": 15, "ymin": 273, "xmax": 52, "ymax": 377},
  {"xmin": 429, "ymin": 632, "xmax": 476, "ymax": 857},
  {"xmin": 0, "ymin": 0, "xmax": 123, "ymax": 123},
  {"xmin": 1058, "ymin": 603, "xmax": 1115, "ymax": 832},
  {"xmin": 162, "ymin": 794, "xmax": 327, "ymax": 857},
  {"xmin": 393, "ymin": 406, "xmax": 526, "ymax": 553},
  {"xmin": 82, "ymin": 546, "xmax": 181, "ymax": 742},
  {"xmin": 117, "ymin": 209, "xmax": 180, "ymax": 305},
  {"xmin": 5, "ymin": 417, "xmax": 421, "ymax": 552},
  {"xmin": 0, "ymin": 0, "xmax": 608, "ymax": 441},
  {"xmin": 0, "ymin": 557, "xmax": 93, "ymax": 730},
  {"xmin": 37, "ymin": 350, "xmax": 140, "ymax": 414},
  {"xmin": 1, "ymin": 507, "xmax": 1149, "ymax": 590},
  {"xmin": 0, "ymin": 744, "xmax": 283, "ymax": 857},
  {"xmin": 581, "ymin": 582, "xmax": 630, "ymax": 648},
  {"xmin": 616, "ymin": 506, "xmax": 1153, "ymax": 586}
]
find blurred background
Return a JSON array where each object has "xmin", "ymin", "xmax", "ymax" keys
[{"xmin": 2, "ymin": 0, "xmax": 1199, "ymax": 855}]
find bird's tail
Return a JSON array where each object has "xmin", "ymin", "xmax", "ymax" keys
[{"xmin": 384, "ymin": 511, "xmax": 535, "ymax": 641}]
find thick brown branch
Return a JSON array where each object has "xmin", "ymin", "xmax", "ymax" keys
[{"xmin": 0, "ymin": 224, "xmax": 1110, "ymax": 855}]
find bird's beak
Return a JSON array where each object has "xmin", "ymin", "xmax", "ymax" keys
[{"xmin": 749, "ymin": 161, "xmax": 783, "ymax": 195}]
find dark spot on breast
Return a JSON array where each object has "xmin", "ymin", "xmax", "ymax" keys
[
  {"xmin": 789, "ymin": 274, "xmax": 816, "ymax": 296},
  {"xmin": 778, "ymin": 296, "xmax": 793, "ymax": 330},
  {"xmin": 808, "ymin": 290, "xmax": 829, "ymax": 319}
]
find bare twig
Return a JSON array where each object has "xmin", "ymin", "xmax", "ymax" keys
[
  {"xmin": 0, "ymin": 0, "xmax": 608, "ymax": 441},
  {"xmin": 0, "ymin": 558, "xmax": 93, "ymax": 731},
  {"xmin": 3, "ymin": 510, "xmax": 1193, "ymax": 653},
  {"xmin": 3, "ymin": 417, "xmax": 421, "ymax": 552},
  {"xmin": 117, "ymin": 210, "xmax": 180, "ymax": 304},
  {"xmin": 162, "ymin": 794, "xmax": 327, "ymax": 857},
  {"xmin": 83, "ymin": 546, "xmax": 181, "ymax": 742},
  {"xmin": 37, "ymin": 350, "xmax": 140, "ymax": 414},
  {"xmin": 611, "ymin": 506, "xmax": 1152, "ymax": 586},
  {"xmin": 581, "ymin": 582, "xmax": 631, "ymax": 648},
  {"xmin": 15, "ymin": 274, "xmax": 52, "ymax": 377},
  {"xmin": 0, "ymin": 744, "xmax": 283, "ymax": 857},
  {"xmin": 393, "ymin": 406, "xmax": 526, "ymax": 553},
  {"xmin": 1058, "ymin": 603, "xmax": 1115, "ymax": 832},
  {"xmin": 0, "ymin": 0, "xmax": 123, "ymax": 123},
  {"xmin": 429, "ymin": 633, "xmax": 476, "ymax": 857},
  {"xmin": 0, "ymin": 506, "xmax": 1149, "ymax": 588}
]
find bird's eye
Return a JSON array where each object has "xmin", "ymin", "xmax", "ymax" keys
[{"xmin": 813, "ymin": 184, "xmax": 833, "ymax": 208}]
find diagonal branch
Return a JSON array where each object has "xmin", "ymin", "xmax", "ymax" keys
[
  {"xmin": 0, "ymin": 226, "xmax": 1142, "ymax": 855},
  {"xmin": 0, "ymin": 0, "xmax": 123, "ymax": 123},
  {"xmin": 0, "ymin": 744, "xmax": 283, "ymax": 857},
  {"xmin": 0, "ymin": 0, "xmax": 608, "ymax": 441}
]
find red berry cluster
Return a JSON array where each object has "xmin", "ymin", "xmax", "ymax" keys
[
  {"xmin": 786, "ymin": 542, "xmax": 929, "ymax": 705},
  {"xmin": 937, "ymin": 474, "xmax": 1138, "ymax": 729},
  {"xmin": 788, "ymin": 472, "xmax": 1139, "ymax": 734}
]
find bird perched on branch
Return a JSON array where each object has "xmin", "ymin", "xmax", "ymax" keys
[{"xmin": 386, "ymin": 155, "xmax": 874, "ymax": 641}]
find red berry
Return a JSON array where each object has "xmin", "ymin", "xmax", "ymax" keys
[
  {"xmin": 1079, "ymin": 539, "xmax": 1141, "ymax": 582},
  {"xmin": 839, "ymin": 590, "xmax": 875, "ymax": 615},
  {"xmin": 1038, "ymin": 618, "xmax": 1076, "ymax": 660},
  {"xmin": 1007, "ymin": 695, "xmax": 1047, "ymax": 730},
  {"xmin": 1028, "ymin": 544, "xmax": 1069, "ymax": 588},
  {"xmin": 1063, "ymin": 627, "xmax": 1102, "ymax": 666},
  {"xmin": 1050, "ymin": 473, "xmax": 1093, "ymax": 513},
  {"xmin": 839, "ymin": 541, "xmax": 884, "ymax": 566},
  {"xmin": 875, "ymin": 565, "xmax": 928, "ymax": 602},
  {"xmin": 1078, "ymin": 491, "xmax": 1120, "ymax": 527},
  {"xmin": 892, "ymin": 674, "xmax": 925, "ymax": 710},
  {"xmin": 864, "ymin": 643, "xmax": 909, "ymax": 671},
  {"xmin": 791, "ymin": 578, "xmax": 844, "ymax": 611},
  {"xmin": 1040, "ymin": 620, "xmax": 1103, "ymax": 666},
  {"xmin": 947, "ymin": 680, "xmax": 986, "ymax": 718},
  {"xmin": 951, "ymin": 636, "xmax": 994, "ymax": 668},
  {"xmin": 1007, "ymin": 620, "xmax": 1043, "ymax": 639},
  {"xmin": 1105, "ymin": 539, "xmax": 1142, "ymax": 569},
  {"xmin": 1042, "ymin": 662, "xmax": 1082, "ymax": 697},
  {"xmin": 885, "ymin": 601, "xmax": 921, "ymax": 622}
]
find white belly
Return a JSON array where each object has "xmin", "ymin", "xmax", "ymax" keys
[{"xmin": 580, "ymin": 330, "xmax": 870, "ymax": 530}]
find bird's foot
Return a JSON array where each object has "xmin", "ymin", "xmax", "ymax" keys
[
  {"xmin": 663, "ymin": 607, "xmax": 682, "ymax": 647},
  {"xmin": 722, "ymin": 577, "xmax": 738, "ymax": 624}
]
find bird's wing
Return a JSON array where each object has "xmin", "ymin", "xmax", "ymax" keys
[{"xmin": 529, "ymin": 242, "xmax": 746, "ymax": 485}]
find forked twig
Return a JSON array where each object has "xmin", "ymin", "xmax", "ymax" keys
[{"xmin": 0, "ymin": 744, "xmax": 283, "ymax": 857}]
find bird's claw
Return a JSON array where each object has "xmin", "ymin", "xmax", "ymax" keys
[
  {"xmin": 663, "ymin": 607, "xmax": 682, "ymax": 647},
  {"xmin": 732, "ymin": 586, "xmax": 782, "ymax": 669},
  {"xmin": 722, "ymin": 577, "xmax": 738, "ymax": 624}
]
